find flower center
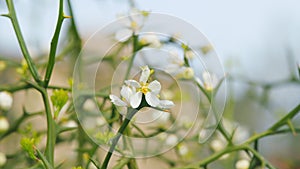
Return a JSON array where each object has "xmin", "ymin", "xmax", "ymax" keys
[{"xmin": 139, "ymin": 83, "xmax": 150, "ymax": 94}]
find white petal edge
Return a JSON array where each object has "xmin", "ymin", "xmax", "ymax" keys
[
  {"xmin": 109, "ymin": 95, "xmax": 127, "ymax": 107},
  {"xmin": 148, "ymin": 80, "xmax": 161, "ymax": 94},
  {"xmin": 139, "ymin": 66, "xmax": 150, "ymax": 83},
  {"xmin": 159, "ymin": 100, "xmax": 175, "ymax": 109},
  {"xmin": 145, "ymin": 92, "xmax": 160, "ymax": 107},
  {"xmin": 125, "ymin": 80, "xmax": 140, "ymax": 88},
  {"xmin": 130, "ymin": 91, "xmax": 142, "ymax": 108},
  {"xmin": 120, "ymin": 85, "xmax": 133, "ymax": 103}
]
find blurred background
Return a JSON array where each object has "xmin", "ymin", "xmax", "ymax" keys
[{"xmin": 1, "ymin": 0, "xmax": 300, "ymax": 168}]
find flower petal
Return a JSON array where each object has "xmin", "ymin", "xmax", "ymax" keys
[
  {"xmin": 139, "ymin": 66, "xmax": 150, "ymax": 83},
  {"xmin": 145, "ymin": 92, "xmax": 160, "ymax": 107},
  {"xmin": 159, "ymin": 100, "xmax": 175, "ymax": 109},
  {"xmin": 125, "ymin": 80, "xmax": 140, "ymax": 88},
  {"xmin": 148, "ymin": 80, "xmax": 161, "ymax": 94},
  {"xmin": 130, "ymin": 91, "xmax": 142, "ymax": 108},
  {"xmin": 120, "ymin": 85, "xmax": 133, "ymax": 103},
  {"xmin": 109, "ymin": 95, "xmax": 127, "ymax": 107}
]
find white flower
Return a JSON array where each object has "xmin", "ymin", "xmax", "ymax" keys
[
  {"xmin": 96, "ymin": 117, "xmax": 106, "ymax": 126},
  {"xmin": 178, "ymin": 144, "xmax": 189, "ymax": 156},
  {"xmin": 196, "ymin": 71, "xmax": 218, "ymax": 91},
  {"xmin": 210, "ymin": 139, "xmax": 225, "ymax": 152},
  {"xmin": 185, "ymin": 50, "xmax": 195, "ymax": 59},
  {"xmin": 179, "ymin": 67, "xmax": 194, "ymax": 79},
  {"xmin": 0, "ymin": 92, "xmax": 13, "ymax": 111},
  {"xmin": 109, "ymin": 85, "xmax": 135, "ymax": 107},
  {"xmin": 152, "ymin": 111, "xmax": 170, "ymax": 124},
  {"xmin": 166, "ymin": 134, "xmax": 178, "ymax": 146},
  {"xmin": 235, "ymin": 159, "xmax": 250, "ymax": 169},
  {"xmin": 110, "ymin": 66, "xmax": 174, "ymax": 109},
  {"xmin": 63, "ymin": 120, "xmax": 78, "ymax": 128},
  {"xmin": 0, "ymin": 152, "xmax": 6, "ymax": 167},
  {"xmin": 165, "ymin": 50, "xmax": 184, "ymax": 74},
  {"xmin": 0, "ymin": 117, "xmax": 9, "ymax": 132},
  {"xmin": 83, "ymin": 99, "xmax": 97, "ymax": 112},
  {"xmin": 139, "ymin": 34, "xmax": 161, "ymax": 48}
]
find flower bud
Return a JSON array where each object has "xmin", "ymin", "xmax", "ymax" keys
[
  {"xmin": 0, "ymin": 152, "xmax": 7, "ymax": 167},
  {"xmin": 0, "ymin": 117, "xmax": 9, "ymax": 133},
  {"xmin": 0, "ymin": 92, "xmax": 13, "ymax": 111},
  {"xmin": 235, "ymin": 159, "xmax": 250, "ymax": 169}
]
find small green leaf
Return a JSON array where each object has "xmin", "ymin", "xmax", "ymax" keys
[
  {"xmin": 51, "ymin": 89, "xmax": 68, "ymax": 118},
  {"xmin": 20, "ymin": 137, "xmax": 36, "ymax": 160}
]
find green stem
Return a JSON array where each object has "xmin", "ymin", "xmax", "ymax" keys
[
  {"xmin": 41, "ymin": 89, "xmax": 56, "ymax": 167},
  {"xmin": 101, "ymin": 108, "xmax": 138, "ymax": 169},
  {"xmin": 44, "ymin": 0, "xmax": 65, "ymax": 87},
  {"xmin": 5, "ymin": 0, "xmax": 40, "ymax": 83},
  {"xmin": 124, "ymin": 35, "xmax": 138, "ymax": 81},
  {"xmin": 269, "ymin": 103, "xmax": 300, "ymax": 131}
]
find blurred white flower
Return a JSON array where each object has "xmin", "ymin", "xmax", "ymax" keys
[
  {"xmin": 196, "ymin": 71, "xmax": 218, "ymax": 91},
  {"xmin": 83, "ymin": 99, "xmax": 97, "ymax": 112},
  {"xmin": 115, "ymin": 29, "xmax": 133, "ymax": 42},
  {"xmin": 210, "ymin": 139, "xmax": 225, "ymax": 152},
  {"xmin": 235, "ymin": 159, "xmax": 250, "ymax": 169},
  {"xmin": 179, "ymin": 67, "xmax": 194, "ymax": 79},
  {"xmin": 185, "ymin": 50, "xmax": 195, "ymax": 59},
  {"xmin": 0, "ymin": 152, "xmax": 6, "ymax": 167},
  {"xmin": 152, "ymin": 111, "xmax": 170, "ymax": 124},
  {"xmin": 139, "ymin": 34, "xmax": 161, "ymax": 48},
  {"xmin": 178, "ymin": 144, "xmax": 189, "ymax": 156},
  {"xmin": 0, "ymin": 116, "xmax": 9, "ymax": 132},
  {"xmin": 63, "ymin": 120, "xmax": 78, "ymax": 128},
  {"xmin": 0, "ymin": 92, "xmax": 13, "ymax": 111},
  {"xmin": 96, "ymin": 116, "xmax": 106, "ymax": 126},
  {"xmin": 166, "ymin": 134, "xmax": 178, "ymax": 146},
  {"xmin": 165, "ymin": 50, "xmax": 184, "ymax": 74},
  {"xmin": 110, "ymin": 66, "xmax": 174, "ymax": 109}
]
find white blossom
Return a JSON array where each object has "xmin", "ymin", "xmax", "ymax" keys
[
  {"xmin": 235, "ymin": 159, "xmax": 250, "ymax": 169},
  {"xmin": 196, "ymin": 71, "xmax": 219, "ymax": 91},
  {"xmin": 0, "ymin": 117, "xmax": 9, "ymax": 132},
  {"xmin": 152, "ymin": 111, "xmax": 170, "ymax": 124},
  {"xmin": 110, "ymin": 66, "xmax": 174, "ymax": 109},
  {"xmin": 63, "ymin": 120, "xmax": 78, "ymax": 128},
  {"xmin": 83, "ymin": 99, "xmax": 97, "ymax": 112},
  {"xmin": 185, "ymin": 50, "xmax": 195, "ymax": 59},
  {"xmin": 139, "ymin": 34, "xmax": 161, "ymax": 48},
  {"xmin": 179, "ymin": 67, "xmax": 194, "ymax": 79},
  {"xmin": 210, "ymin": 139, "xmax": 225, "ymax": 152},
  {"xmin": 0, "ymin": 92, "xmax": 13, "ymax": 111},
  {"xmin": 0, "ymin": 152, "xmax": 6, "ymax": 167},
  {"xmin": 178, "ymin": 144, "xmax": 189, "ymax": 156},
  {"xmin": 166, "ymin": 134, "xmax": 178, "ymax": 146}
]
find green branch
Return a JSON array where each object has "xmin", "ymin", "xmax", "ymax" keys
[
  {"xmin": 44, "ymin": 0, "xmax": 66, "ymax": 87},
  {"xmin": 4, "ymin": 0, "xmax": 41, "ymax": 83},
  {"xmin": 101, "ymin": 108, "xmax": 138, "ymax": 169}
]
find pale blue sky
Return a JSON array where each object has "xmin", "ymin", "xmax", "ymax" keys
[{"xmin": 1, "ymin": 0, "xmax": 300, "ymax": 82}]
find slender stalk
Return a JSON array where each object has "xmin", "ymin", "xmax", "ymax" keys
[
  {"xmin": 5, "ymin": 0, "xmax": 40, "ymax": 83},
  {"xmin": 269, "ymin": 103, "xmax": 300, "ymax": 131},
  {"xmin": 41, "ymin": 89, "xmax": 56, "ymax": 166},
  {"xmin": 44, "ymin": 0, "xmax": 66, "ymax": 87},
  {"xmin": 124, "ymin": 35, "xmax": 138, "ymax": 81},
  {"xmin": 101, "ymin": 108, "xmax": 138, "ymax": 169}
]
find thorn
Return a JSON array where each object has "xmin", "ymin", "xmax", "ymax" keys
[
  {"xmin": 63, "ymin": 15, "xmax": 71, "ymax": 19},
  {"xmin": 287, "ymin": 119, "xmax": 297, "ymax": 136},
  {"xmin": 1, "ymin": 14, "xmax": 10, "ymax": 18}
]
